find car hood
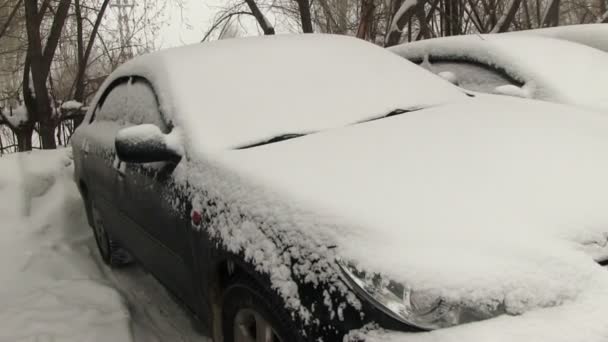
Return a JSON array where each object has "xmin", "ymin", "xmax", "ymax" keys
[{"xmin": 204, "ymin": 96, "xmax": 608, "ymax": 321}]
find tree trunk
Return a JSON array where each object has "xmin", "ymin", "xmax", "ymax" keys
[
  {"xmin": 244, "ymin": 0, "xmax": 275, "ymax": 35},
  {"xmin": 541, "ymin": 0, "xmax": 560, "ymax": 27},
  {"xmin": 444, "ymin": 0, "xmax": 459, "ymax": 36},
  {"xmin": 356, "ymin": 0, "xmax": 376, "ymax": 40},
  {"xmin": 23, "ymin": 0, "xmax": 71, "ymax": 149},
  {"xmin": 16, "ymin": 125, "xmax": 33, "ymax": 152},
  {"xmin": 296, "ymin": 0, "xmax": 314, "ymax": 33},
  {"xmin": 39, "ymin": 122, "xmax": 56, "ymax": 149}
]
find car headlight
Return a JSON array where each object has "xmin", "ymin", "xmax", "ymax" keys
[{"xmin": 338, "ymin": 261, "xmax": 505, "ymax": 330}]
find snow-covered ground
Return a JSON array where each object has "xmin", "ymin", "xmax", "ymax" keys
[{"xmin": 0, "ymin": 149, "xmax": 206, "ymax": 342}]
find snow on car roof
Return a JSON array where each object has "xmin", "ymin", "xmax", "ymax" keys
[
  {"xmin": 509, "ymin": 23, "xmax": 608, "ymax": 52},
  {"xmin": 87, "ymin": 34, "xmax": 466, "ymax": 153},
  {"xmin": 389, "ymin": 34, "xmax": 608, "ymax": 111}
]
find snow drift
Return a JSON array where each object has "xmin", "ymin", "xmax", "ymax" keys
[{"xmin": 0, "ymin": 150, "xmax": 132, "ymax": 341}]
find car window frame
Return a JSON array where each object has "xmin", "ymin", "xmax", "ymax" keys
[
  {"xmin": 89, "ymin": 76, "xmax": 172, "ymax": 131},
  {"xmin": 412, "ymin": 56, "xmax": 524, "ymax": 88}
]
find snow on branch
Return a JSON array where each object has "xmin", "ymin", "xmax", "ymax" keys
[
  {"xmin": 58, "ymin": 100, "xmax": 87, "ymax": 120},
  {"xmin": 385, "ymin": 0, "xmax": 423, "ymax": 47},
  {"xmin": 390, "ymin": 0, "xmax": 419, "ymax": 35},
  {"xmin": 0, "ymin": 105, "xmax": 28, "ymax": 129}
]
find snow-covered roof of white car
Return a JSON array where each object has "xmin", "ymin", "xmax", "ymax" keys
[
  {"xmin": 388, "ymin": 34, "xmax": 608, "ymax": 112},
  {"xmin": 508, "ymin": 23, "xmax": 608, "ymax": 52},
  {"xmin": 87, "ymin": 34, "xmax": 466, "ymax": 153}
]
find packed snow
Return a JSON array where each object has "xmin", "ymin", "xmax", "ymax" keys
[
  {"xmin": 0, "ymin": 149, "xmax": 207, "ymax": 341},
  {"xmin": 389, "ymin": 34, "xmax": 608, "ymax": 112},
  {"xmin": 0, "ymin": 149, "xmax": 131, "ymax": 341},
  {"xmin": 509, "ymin": 23, "xmax": 608, "ymax": 52}
]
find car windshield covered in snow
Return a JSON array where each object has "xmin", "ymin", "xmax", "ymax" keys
[
  {"xmin": 90, "ymin": 35, "xmax": 466, "ymax": 152},
  {"xmin": 389, "ymin": 34, "xmax": 608, "ymax": 112}
]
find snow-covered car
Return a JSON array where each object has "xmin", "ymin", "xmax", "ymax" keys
[
  {"xmin": 389, "ymin": 34, "xmax": 608, "ymax": 112},
  {"xmin": 509, "ymin": 23, "xmax": 608, "ymax": 52},
  {"xmin": 71, "ymin": 34, "xmax": 608, "ymax": 342}
]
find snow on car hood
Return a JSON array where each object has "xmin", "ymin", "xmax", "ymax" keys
[
  {"xmin": 389, "ymin": 34, "xmax": 608, "ymax": 112},
  {"xmin": 200, "ymin": 95, "xmax": 608, "ymax": 327}
]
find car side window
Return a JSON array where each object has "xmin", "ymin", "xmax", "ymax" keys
[
  {"xmin": 93, "ymin": 78, "xmax": 168, "ymax": 132},
  {"xmin": 429, "ymin": 61, "xmax": 520, "ymax": 93}
]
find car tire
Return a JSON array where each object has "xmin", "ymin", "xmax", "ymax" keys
[
  {"xmin": 222, "ymin": 274, "xmax": 301, "ymax": 342},
  {"xmin": 90, "ymin": 199, "xmax": 132, "ymax": 267}
]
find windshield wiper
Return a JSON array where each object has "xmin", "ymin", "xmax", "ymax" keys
[
  {"xmin": 357, "ymin": 106, "xmax": 429, "ymax": 124},
  {"xmin": 235, "ymin": 133, "xmax": 308, "ymax": 149}
]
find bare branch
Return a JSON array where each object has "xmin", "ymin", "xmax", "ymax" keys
[
  {"xmin": 0, "ymin": 0, "xmax": 23, "ymax": 41},
  {"xmin": 491, "ymin": 0, "xmax": 523, "ymax": 33}
]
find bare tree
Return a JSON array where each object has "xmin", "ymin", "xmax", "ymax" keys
[
  {"xmin": 244, "ymin": 0, "xmax": 275, "ymax": 34},
  {"xmin": 22, "ymin": 0, "xmax": 72, "ymax": 150}
]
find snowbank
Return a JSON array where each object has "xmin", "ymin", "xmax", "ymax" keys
[{"xmin": 0, "ymin": 150, "xmax": 132, "ymax": 341}]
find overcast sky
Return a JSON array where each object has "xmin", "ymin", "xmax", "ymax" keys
[{"xmin": 159, "ymin": 0, "xmax": 223, "ymax": 48}]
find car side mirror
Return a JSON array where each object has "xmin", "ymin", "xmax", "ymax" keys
[{"xmin": 115, "ymin": 124, "xmax": 182, "ymax": 163}]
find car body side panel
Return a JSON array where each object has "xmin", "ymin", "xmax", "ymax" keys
[{"xmin": 118, "ymin": 162, "xmax": 196, "ymax": 306}]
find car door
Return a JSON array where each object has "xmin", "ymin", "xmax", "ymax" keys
[
  {"xmin": 114, "ymin": 77, "xmax": 196, "ymax": 304},
  {"xmin": 81, "ymin": 79, "xmax": 133, "ymax": 236}
]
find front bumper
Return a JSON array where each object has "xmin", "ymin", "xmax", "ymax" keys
[{"xmin": 344, "ymin": 286, "xmax": 608, "ymax": 342}]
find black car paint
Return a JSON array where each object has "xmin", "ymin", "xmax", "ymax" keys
[{"xmin": 72, "ymin": 76, "xmax": 416, "ymax": 341}]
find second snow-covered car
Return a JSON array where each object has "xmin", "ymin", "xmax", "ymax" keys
[
  {"xmin": 72, "ymin": 34, "xmax": 608, "ymax": 342},
  {"xmin": 389, "ymin": 33, "xmax": 608, "ymax": 112},
  {"xmin": 509, "ymin": 23, "xmax": 608, "ymax": 52}
]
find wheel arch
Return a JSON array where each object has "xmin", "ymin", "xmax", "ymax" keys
[{"xmin": 78, "ymin": 179, "xmax": 94, "ymax": 226}]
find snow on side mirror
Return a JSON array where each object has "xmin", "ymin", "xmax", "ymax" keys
[
  {"xmin": 494, "ymin": 84, "xmax": 530, "ymax": 99},
  {"xmin": 115, "ymin": 124, "xmax": 182, "ymax": 164},
  {"xmin": 437, "ymin": 71, "xmax": 459, "ymax": 86}
]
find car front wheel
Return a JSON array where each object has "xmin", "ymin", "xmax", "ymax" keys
[{"xmin": 222, "ymin": 275, "xmax": 300, "ymax": 342}]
